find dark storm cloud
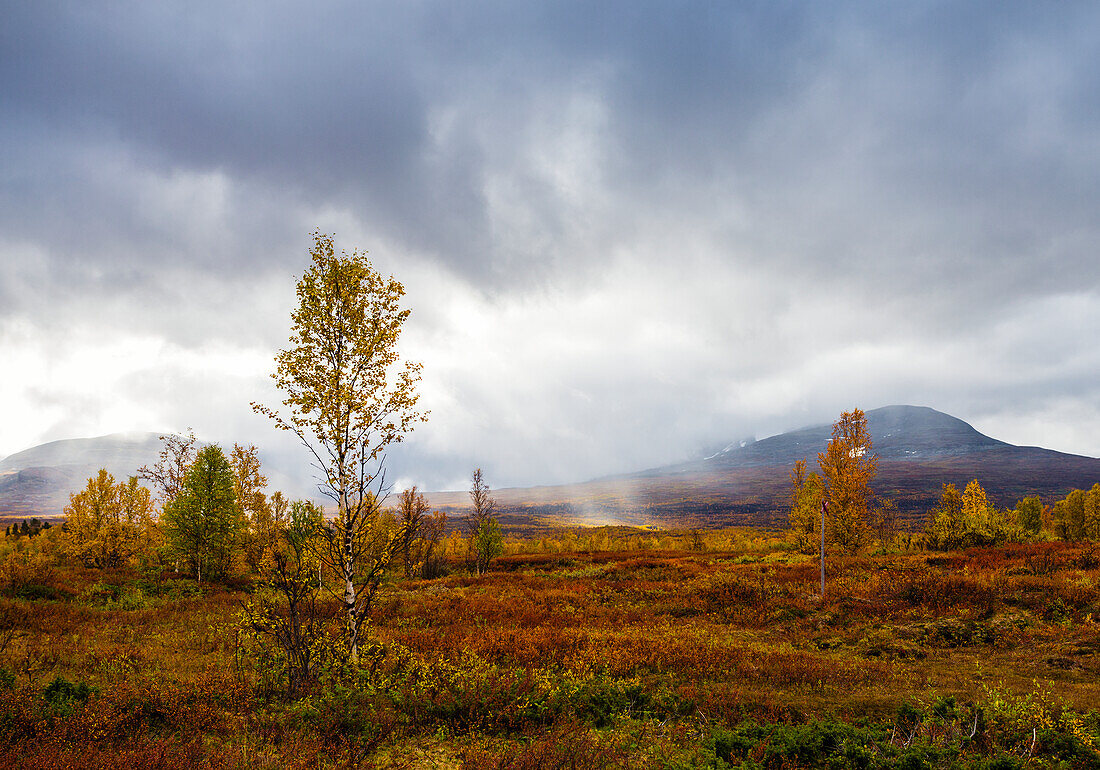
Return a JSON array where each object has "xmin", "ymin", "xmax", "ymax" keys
[
  {"xmin": 4, "ymin": 2, "xmax": 1098, "ymax": 288},
  {"xmin": 2, "ymin": 1, "xmax": 1100, "ymax": 484}
]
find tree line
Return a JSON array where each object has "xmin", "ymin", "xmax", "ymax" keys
[
  {"xmin": 2, "ymin": 519, "xmax": 51, "ymax": 540},
  {"xmin": 6, "ymin": 438, "xmax": 494, "ymax": 582}
]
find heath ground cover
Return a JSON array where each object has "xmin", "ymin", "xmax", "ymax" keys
[{"xmin": 2, "ymin": 531, "xmax": 1099, "ymax": 768}]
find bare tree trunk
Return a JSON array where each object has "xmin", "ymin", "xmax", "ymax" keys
[{"xmin": 342, "ymin": 520, "xmax": 359, "ymax": 663}]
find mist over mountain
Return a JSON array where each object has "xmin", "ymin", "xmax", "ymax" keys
[
  {"xmin": 663, "ymin": 405, "xmax": 1010, "ymax": 473},
  {"xmin": 427, "ymin": 406, "xmax": 1100, "ymax": 533},
  {"xmin": 3, "ymin": 406, "xmax": 1098, "ymax": 532},
  {"xmin": 0, "ymin": 433, "xmax": 165, "ymax": 476},
  {"xmin": 0, "ymin": 433, "xmax": 166, "ymax": 517}
]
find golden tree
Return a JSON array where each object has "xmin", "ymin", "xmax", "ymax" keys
[
  {"xmin": 927, "ymin": 479, "xmax": 1021, "ymax": 548},
  {"xmin": 62, "ymin": 470, "xmax": 156, "ymax": 568},
  {"xmin": 1014, "ymin": 496, "xmax": 1044, "ymax": 536},
  {"xmin": 395, "ymin": 486, "xmax": 430, "ymax": 578},
  {"xmin": 1051, "ymin": 483, "xmax": 1100, "ymax": 542},
  {"xmin": 926, "ymin": 482, "xmax": 964, "ymax": 547},
  {"xmin": 418, "ymin": 508, "xmax": 448, "ymax": 579},
  {"xmin": 230, "ymin": 443, "xmax": 276, "ymax": 571},
  {"xmin": 788, "ymin": 459, "xmax": 825, "ymax": 555},
  {"xmin": 1086, "ymin": 483, "xmax": 1100, "ymax": 540},
  {"xmin": 817, "ymin": 408, "xmax": 877, "ymax": 553},
  {"xmin": 253, "ymin": 231, "xmax": 426, "ymax": 662}
]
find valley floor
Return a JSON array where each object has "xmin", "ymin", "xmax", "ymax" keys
[{"xmin": 1, "ymin": 535, "xmax": 1099, "ymax": 768}]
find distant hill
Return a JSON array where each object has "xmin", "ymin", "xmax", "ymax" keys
[
  {"xmin": 427, "ymin": 406, "xmax": 1100, "ymax": 533},
  {"xmin": 5, "ymin": 407, "xmax": 1100, "ymax": 534},
  {"xmin": 0, "ymin": 433, "xmax": 167, "ymax": 518},
  {"xmin": 665, "ymin": 405, "xmax": 1009, "ymax": 471}
]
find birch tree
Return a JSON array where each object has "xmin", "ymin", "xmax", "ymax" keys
[
  {"xmin": 817, "ymin": 408, "xmax": 877, "ymax": 553},
  {"xmin": 396, "ymin": 486, "xmax": 430, "ymax": 578},
  {"xmin": 138, "ymin": 429, "xmax": 198, "ymax": 504},
  {"xmin": 253, "ymin": 231, "xmax": 425, "ymax": 662},
  {"xmin": 466, "ymin": 468, "xmax": 502, "ymax": 575},
  {"xmin": 161, "ymin": 445, "xmax": 241, "ymax": 583},
  {"xmin": 62, "ymin": 470, "xmax": 156, "ymax": 568}
]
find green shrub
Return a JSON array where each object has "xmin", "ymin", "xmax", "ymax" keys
[
  {"xmin": 707, "ymin": 720, "xmax": 879, "ymax": 768},
  {"xmin": 164, "ymin": 579, "xmax": 204, "ymax": 600},
  {"xmin": 111, "ymin": 588, "xmax": 151, "ymax": 611},
  {"xmin": 82, "ymin": 581, "xmax": 122, "ymax": 605},
  {"xmin": 14, "ymin": 584, "xmax": 61, "ymax": 601},
  {"xmin": 42, "ymin": 676, "xmax": 95, "ymax": 716}
]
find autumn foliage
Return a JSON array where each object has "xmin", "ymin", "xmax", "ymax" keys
[
  {"xmin": 790, "ymin": 408, "xmax": 886, "ymax": 554},
  {"xmin": 2, "ymin": 526, "xmax": 1100, "ymax": 767}
]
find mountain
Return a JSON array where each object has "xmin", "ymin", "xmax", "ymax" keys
[
  {"xmin": 0, "ymin": 433, "xmax": 166, "ymax": 518},
  {"xmin": 5, "ymin": 406, "xmax": 1099, "ymax": 534},
  {"xmin": 671, "ymin": 405, "xmax": 1009, "ymax": 470},
  {"xmin": 426, "ymin": 406, "xmax": 1100, "ymax": 533}
]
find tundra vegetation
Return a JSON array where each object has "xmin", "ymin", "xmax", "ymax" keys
[
  {"xmin": 2, "ymin": 496, "xmax": 1100, "ymax": 768},
  {"xmin": 0, "ymin": 239, "xmax": 1098, "ymax": 767}
]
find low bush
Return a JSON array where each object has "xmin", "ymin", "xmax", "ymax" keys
[
  {"xmin": 42, "ymin": 676, "xmax": 95, "ymax": 716},
  {"xmin": 13, "ymin": 584, "xmax": 63, "ymax": 602}
]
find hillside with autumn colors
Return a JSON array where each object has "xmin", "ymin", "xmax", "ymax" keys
[{"xmin": 425, "ymin": 406, "xmax": 1100, "ymax": 533}]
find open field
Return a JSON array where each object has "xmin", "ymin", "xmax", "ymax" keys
[{"xmin": 2, "ymin": 531, "xmax": 1099, "ymax": 768}]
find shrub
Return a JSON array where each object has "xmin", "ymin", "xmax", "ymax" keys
[
  {"xmin": 42, "ymin": 676, "xmax": 95, "ymax": 716},
  {"xmin": 0, "ymin": 546, "xmax": 56, "ymax": 596},
  {"xmin": 707, "ymin": 720, "xmax": 880, "ymax": 769},
  {"xmin": 14, "ymin": 584, "xmax": 62, "ymax": 602}
]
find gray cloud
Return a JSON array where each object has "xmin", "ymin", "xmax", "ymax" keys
[{"xmin": 2, "ymin": 1, "xmax": 1099, "ymax": 489}]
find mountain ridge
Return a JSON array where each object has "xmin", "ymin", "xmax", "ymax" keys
[
  {"xmin": 3, "ymin": 407, "xmax": 1099, "ymax": 533},
  {"xmin": 0, "ymin": 432, "xmax": 166, "ymax": 473},
  {"xmin": 425, "ymin": 406, "xmax": 1100, "ymax": 533},
  {"xmin": 639, "ymin": 405, "xmax": 1017, "ymax": 477},
  {"xmin": 0, "ymin": 432, "xmax": 169, "ymax": 518}
]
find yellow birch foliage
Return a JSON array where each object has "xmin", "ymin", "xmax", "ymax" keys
[
  {"xmin": 230, "ymin": 443, "xmax": 274, "ymax": 571},
  {"xmin": 1052, "ymin": 483, "xmax": 1100, "ymax": 541},
  {"xmin": 788, "ymin": 460, "xmax": 825, "ymax": 555},
  {"xmin": 62, "ymin": 470, "xmax": 156, "ymax": 568},
  {"xmin": 817, "ymin": 408, "xmax": 877, "ymax": 553},
  {"xmin": 927, "ymin": 479, "xmax": 1022, "ymax": 549},
  {"xmin": 252, "ymin": 231, "xmax": 426, "ymax": 662}
]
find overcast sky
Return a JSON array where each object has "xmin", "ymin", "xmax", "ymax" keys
[{"xmin": 2, "ymin": 2, "xmax": 1099, "ymax": 493}]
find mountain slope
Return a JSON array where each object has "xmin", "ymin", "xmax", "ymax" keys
[
  {"xmin": 658, "ymin": 405, "xmax": 1008, "ymax": 473},
  {"xmin": 5, "ymin": 407, "xmax": 1099, "ymax": 533},
  {"xmin": 428, "ymin": 406, "xmax": 1100, "ymax": 533},
  {"xmin": 0, "ymin": 433, "xmax": 166, "ymax": 517}
]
